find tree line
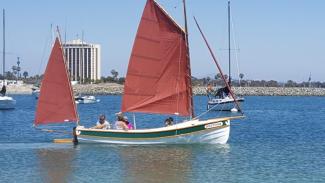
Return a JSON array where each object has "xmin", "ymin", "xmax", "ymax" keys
[
  {"xmin": 192, "ymin": 73, "xmax": 325, "ymax": 88},
  {"xmin": 2, "ymin": 70, "xmax": 324, "ymax": 88}
]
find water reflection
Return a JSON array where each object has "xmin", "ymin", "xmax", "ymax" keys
[
  {"xmin": 36, "ymin": 147, "xmax": 76, "ymax": 183},
  {"xmin": 117, "ymin": 145, "xmax": 192, "ymax": 183},
  {"xmin": 116, "ymin": 144, "xmax": 231, "ymax": 182}
]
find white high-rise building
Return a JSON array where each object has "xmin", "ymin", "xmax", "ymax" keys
[{"xmin": 63, "ymin": 39, "xmax": 101, "ymax": 82}]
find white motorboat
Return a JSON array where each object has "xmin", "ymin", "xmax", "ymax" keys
[
  {"xmin": 32, "ymin": 88, "xmax": 40, "ymax": 99},
  {"xmin": 75, "ymin": 95, "xmax": 100, "ymax": 104},
  {"xmin": 0, "ymin": 96, "xmax": 16, "ymax": 109}
]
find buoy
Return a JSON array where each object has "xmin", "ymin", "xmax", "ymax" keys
[{"xmin": 230, "ymin": 108, "xmax": 238, "ymax": 112}]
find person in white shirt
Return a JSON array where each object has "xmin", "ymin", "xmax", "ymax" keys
[{"xmin": 92, "ymin": 114, "xmax": 111, "ymax": 129}]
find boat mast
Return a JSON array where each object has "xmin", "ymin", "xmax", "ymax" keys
[
  {"xmin": 57, "ymin": 26, "xmax": 80, "ymax": 125},
  {"xmin": 228, "ymin": 1, "xmax": 231, "ymax": 86},
  {"xmin": 182, "ymin": 0, "xmax": 194, "ymax": 118},
  {"xmin": 2, "ymin": 9, "xmax": 5, "ymax": 84}
]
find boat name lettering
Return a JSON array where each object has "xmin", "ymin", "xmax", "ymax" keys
[{"xmin": 205, "ymin": 122, "xmax": 223, "ymax": 129}]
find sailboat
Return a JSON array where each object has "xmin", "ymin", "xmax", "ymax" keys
[
  {"xmin": 35, "ymin": 0, "xmax": 243, "ymax": 144},
  {"xmin": 206, "ymin": 1, "xmax": 244, "ymax": 112},
  {"xmin": 0, "ymin": 9, "xmax": 16, "ymax": 110}
]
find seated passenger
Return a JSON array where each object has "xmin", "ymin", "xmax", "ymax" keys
[
  {"xmin": 165, "ymin": 117, "xmax": 174, "ymax": 127},
  {"xmin": 115, "ymin": 112, "xmax": 128, "ymax": 130},
  {"xmin": 92, "ymin": 114, "xmax": 111, "ymax": 129},
  {"xmin": 124, "ymin": 116, "xmax": 134, "ymax": 130}
]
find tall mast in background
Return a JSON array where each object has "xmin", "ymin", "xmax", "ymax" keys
[
  {"xmin": 228, "ymin": 1, "xmax": 231, "ymax": 85},
  {"xmin": 2, "ymin": 9, "xmax": 5, "ymax": 82}
]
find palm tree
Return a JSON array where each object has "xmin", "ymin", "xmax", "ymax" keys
[
  {"xmin": 23, "ymin": 71, "xmax": 28, "ymax": 79},
  {"xmin": 111, "ymin": 69, "xmax": 119, "ymax": 81},
  {"xmin": 239, "ymin": 73, "xmax": 244, "ymax": 86},
  {"xmin": 239, "ymin": 73, "xmax": 244, "ymax": 80},
  {"xmin": 206, "ymin": 76, "xmax": 211, "ymax": 83},
  {"xmin": 214, "ymin": 73, "xmax": 221, "ymax": 80},
  {"xmin": 224, "ymin": 74, "xmax": 228, "ymax": 81}
]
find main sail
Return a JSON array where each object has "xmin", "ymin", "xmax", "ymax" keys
[
  {"xmin": 34, "ymin": 38, "xmax": 78, "ymax": 125},
  {"xmin": 121, "ymin": 0, "xmax": 192, "ymax": 116}
]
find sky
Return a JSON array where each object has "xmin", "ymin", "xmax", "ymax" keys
[{"xmin": 1, "ymin": 0, "xmax": 324, "ymax": 82}]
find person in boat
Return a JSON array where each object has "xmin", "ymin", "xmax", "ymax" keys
[
  {"xmin": 0, "ymin": 85, "xmax": 6, "ymax": 96},
  {"xmin": 216, "ymin": 82, "xmax": 230, "ymax": 99},
  {"xmin": 206, "ymin": 83, "xmax": 215, "ymax": 99},
  {"xmin": 115, "ymin": 112, "xmax": 129, "ymax": 130},
  {"xmin": 165, "ymin": 117, "xmax": 174, "ymax": 126},
  {"xmin": 92, "ymin": 114, "xmax": 111, "ymax": 129},
  {"xmin": 216, "ymin": 87, "xmax": 227, "ymax": 98},
  {"xmin": 123, "ymin": 116, "xmax": 134, "ymax": 130}
]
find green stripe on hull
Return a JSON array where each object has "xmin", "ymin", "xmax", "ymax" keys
[{"xmin": 79, "ymin": 121, "xmax": 229, "ymax": 139}]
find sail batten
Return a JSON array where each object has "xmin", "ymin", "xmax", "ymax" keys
[
  {"xmin": 122, "ymin": 0, "xmax": 191, "ymax": 116},
  {"xmin": 34, "ymin": 38, "xmax": 78, "ymax": 125}
]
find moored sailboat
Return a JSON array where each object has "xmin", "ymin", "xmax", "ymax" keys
[
  {"xmin": 206, "ymin": 1, "xmax": 244, "ymax": 111},
  {"xmin": 35, "ymin": 0, "xmax": 244, "ymax": 145}
]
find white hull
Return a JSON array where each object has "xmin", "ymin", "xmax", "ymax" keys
[
  {"xmin": 78, "ymin": 126, "xmax": 229, "ymax": 145},
  {"xmin": 32, "ymin": 89, "xmax": 40, "ymax": 99},
  {"xmin": 207, "ymin": 96, "xmax": 244, "ymax": 111},
  {"xmin": 75, "ymin": 117, "xmax": 243, "ymax": 145},
  {"xmin": 0, "ymin": 96, "xmax": 16, "ymax": 109},
  {"xmin": 75, "ymin": 96, "xmax": 100, "ymax": 104}
]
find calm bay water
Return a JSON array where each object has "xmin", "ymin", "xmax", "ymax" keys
[{"xmin": 0, "ymin": 95, "xmax": 324, "ymax": 182}]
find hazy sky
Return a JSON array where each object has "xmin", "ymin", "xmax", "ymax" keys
[{"xmin": 1, "ymin": 0, "xmax": 324, "ymax": 82}]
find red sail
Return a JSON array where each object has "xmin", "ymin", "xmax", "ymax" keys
[
  {"xmin": 34, "ymin": 38, "xmax": 78, "ymax": 125},
  {"xmin": 121, "ymin": 0, "xmax": 192, "ymax": 116}
]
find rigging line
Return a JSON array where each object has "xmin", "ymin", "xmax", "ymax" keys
[
  {"xmin": 37, "ymin": 25, "xmax": 53, "ymax": 76},
  {"xmin": 230, "ymin": 12, "xmax": 242, "ymax": 89},
  {"xmin": 193, "ymin": 102, "xmax": 223, "ymax": 120}
]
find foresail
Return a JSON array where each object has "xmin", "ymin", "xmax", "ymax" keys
[
  {"xmin": 34, "ymin": 38, "xmax": 78, "ymax": 125},
  {"xmin": 121, "ymin": 0, "xmax": 192, "ymax": 116}
]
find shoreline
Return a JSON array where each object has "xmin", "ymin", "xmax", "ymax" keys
[{"xmin": 5, "ymin": 83, "xmax": 325, "ymax": 96}]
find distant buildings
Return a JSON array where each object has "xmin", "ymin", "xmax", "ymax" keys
[{"xmin": 62, "ymin": 39, "xmax": 101, "ymax": 82}]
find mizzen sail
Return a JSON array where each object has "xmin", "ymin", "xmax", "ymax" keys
[
  {"xmin": 121, "ymin": 0, "xmax": 192, "ymax": 116},
  {"xmin": 34, "ymin": 38, "xmax": 78, "ymax": 125}
]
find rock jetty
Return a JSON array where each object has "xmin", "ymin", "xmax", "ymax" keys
[{"xmin": 5, "ymin": 83, "xmax": 325, "ymax": 96}]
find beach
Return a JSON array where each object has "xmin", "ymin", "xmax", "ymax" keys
[{"xmin": 5, "ymin": 83, "xmax": 325, "ymax": 96}]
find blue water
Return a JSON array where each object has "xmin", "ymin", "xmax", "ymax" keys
[{"xmin": 0, "ymin": 95, "xmax": 325, "ymax": 182}]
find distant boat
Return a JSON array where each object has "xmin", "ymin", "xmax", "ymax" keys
[
  {"xmin": 0, "ymin": 9, "xmax": 16, "ymax": 110},
  {"xmin": 35, "ymin": 0, "xmax": 244, "ymax": 145},
  {"xmin": 206, "ymin": 1, "xmax": 244, "ymax": 111},
  {"xmin": 31, "ymin": 87, "xmax": 40, "ymax": 99},
  {"xmin": 32, "ymin": 83, "xmax": 100, "ymax": 104},
  {"xmin": 74, "ymin": 95, "xmax": 100, "ymax": 104}
]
